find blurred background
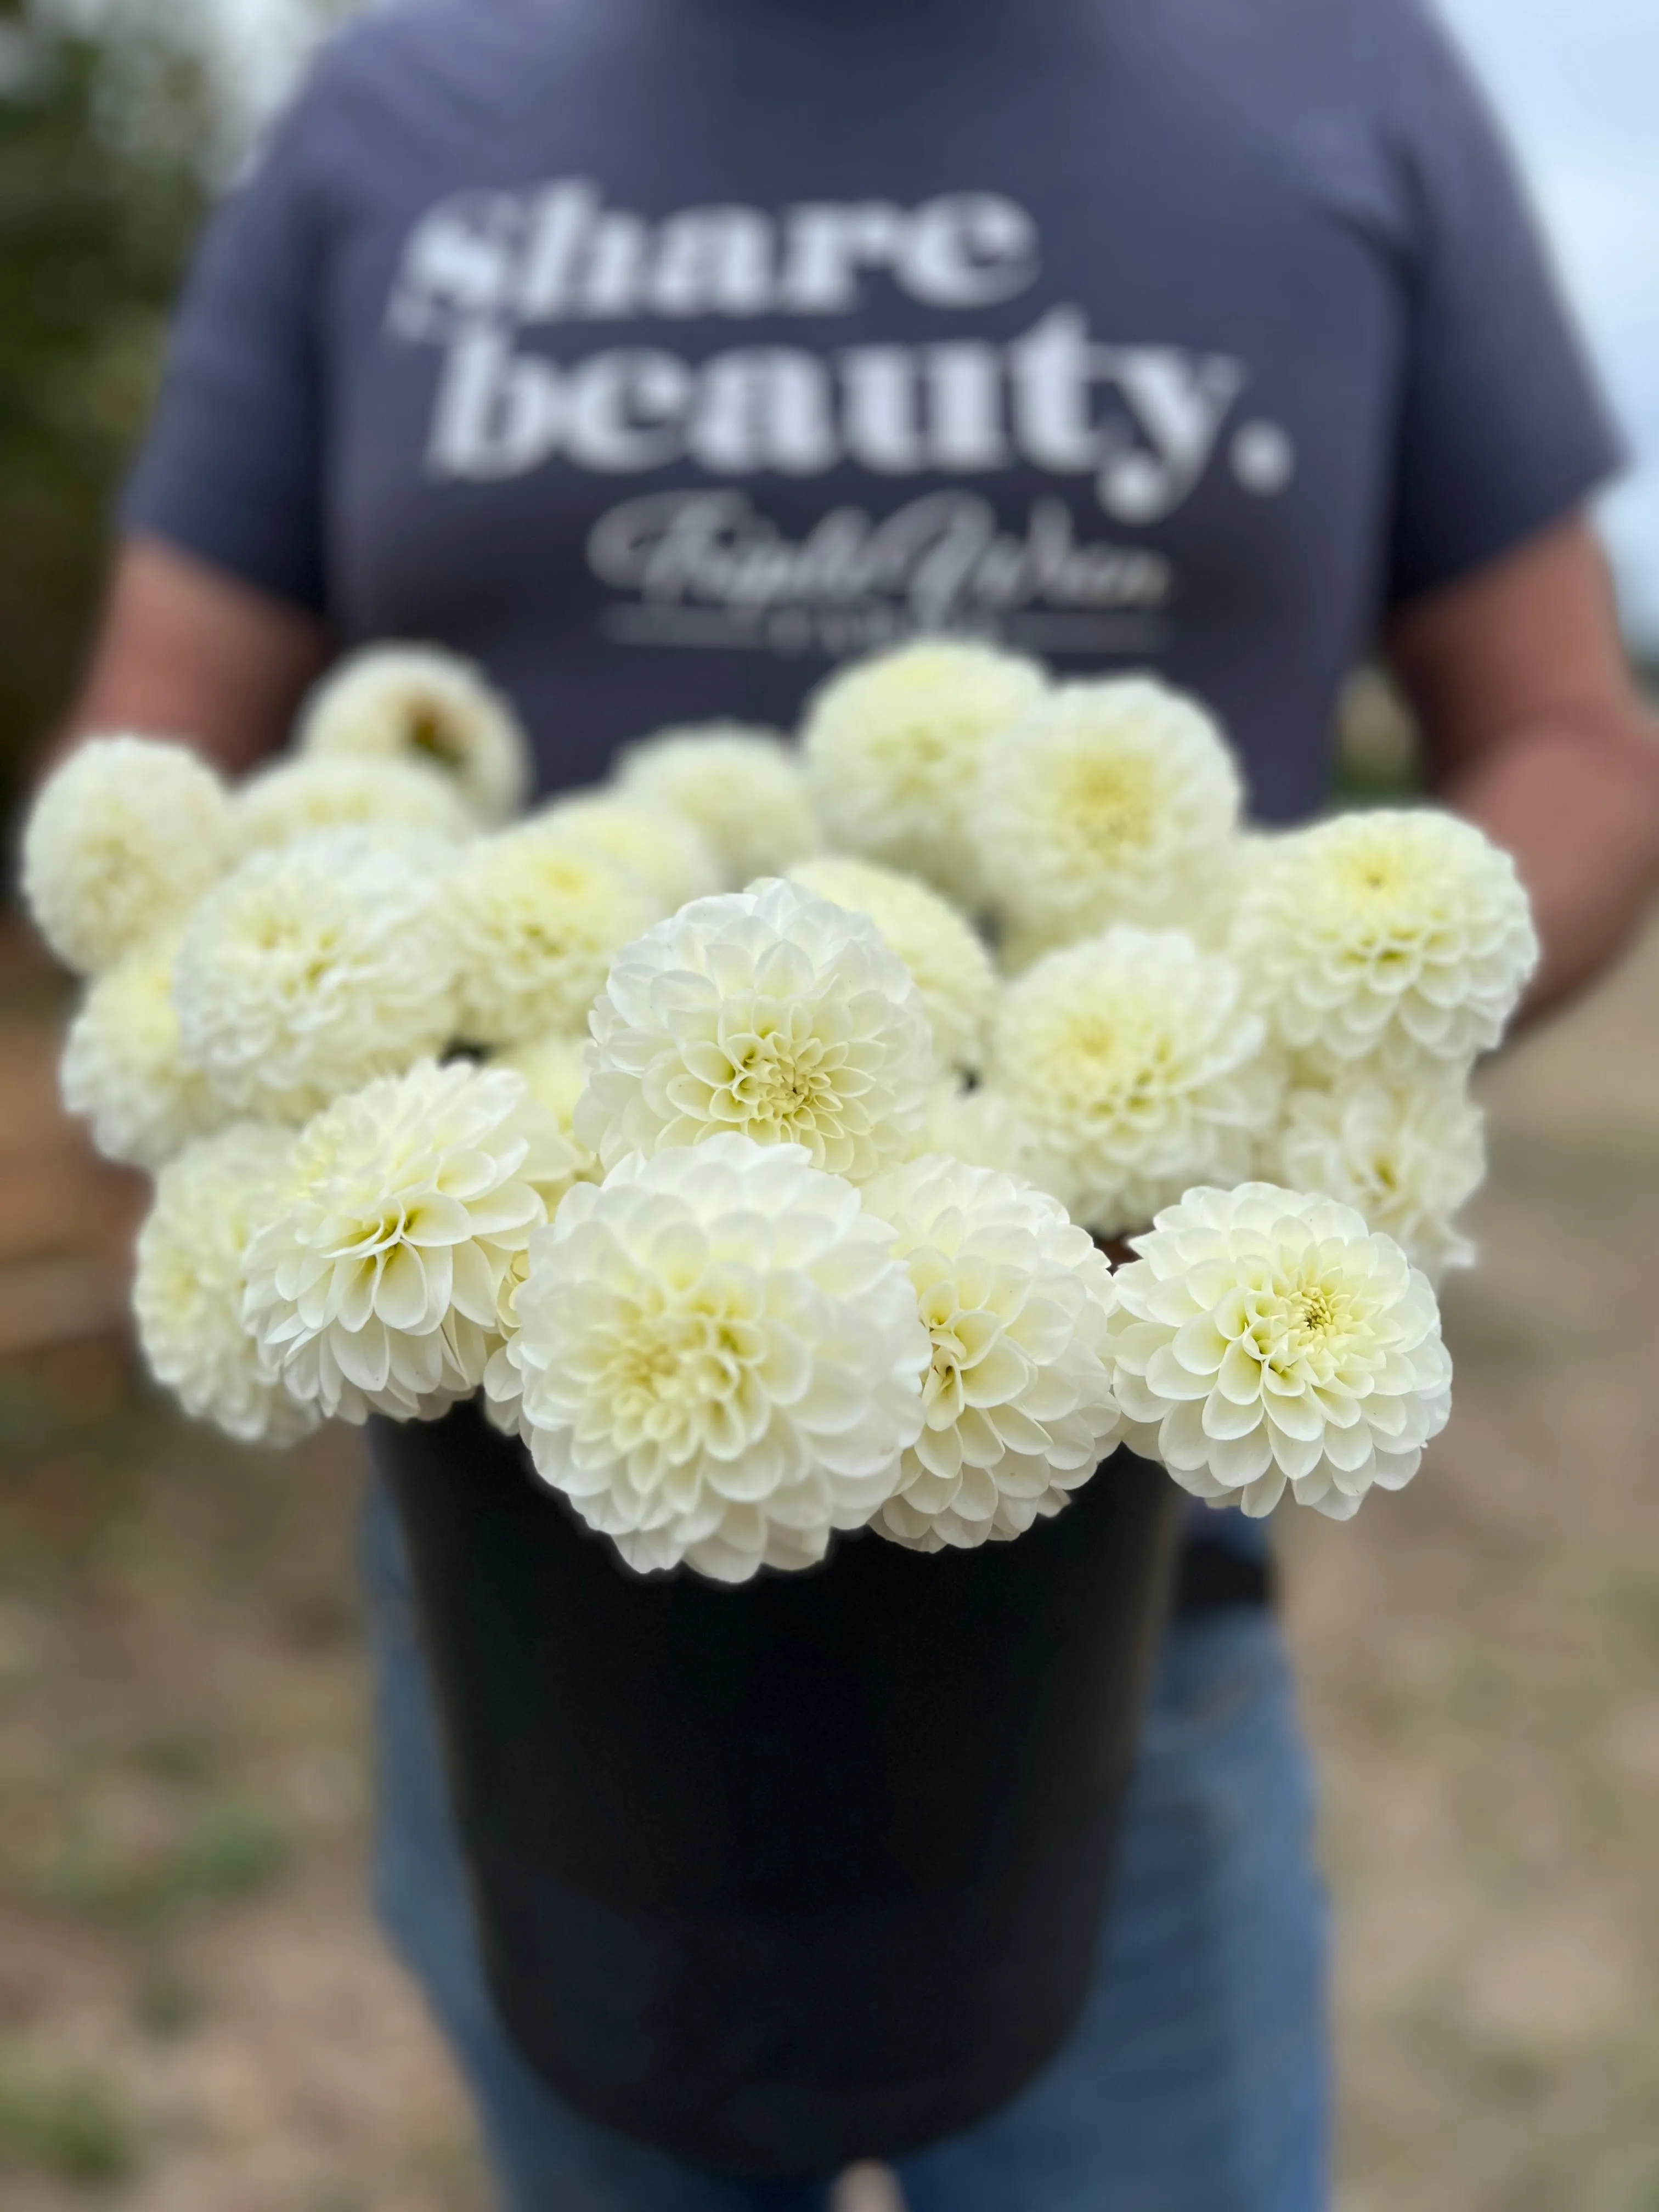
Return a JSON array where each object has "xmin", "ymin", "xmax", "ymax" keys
[{"xmin": 0, "ymin": 2, "xmax": 1655, "ymax": 2206}]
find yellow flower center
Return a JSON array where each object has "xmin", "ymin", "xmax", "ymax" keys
[
  {"xmin": 1051, "ymin": 1003, "xmax": 1176, "ymax": 1117},
  {"xmin": 405, "ymin": 701, "xmax": 467, "ymax": 771},
  {"xmin": 595, "ymin": 1296, "xmax": 771, "ymax": 1465},
  {"xmin": 615, "ymin": 1323, "xmax": 694, "ymax": 1403},
  {"xmin": 729, "ymin": 1034, "xmax": 838, "ymax": 1131},
  {"xmin": 1288, "ymin": 1285, "xmax": 1337, "ymax": 1340},
  {"xmin": 1060, "ymin": 754, "xmax": 1159, "ymax": 858}
]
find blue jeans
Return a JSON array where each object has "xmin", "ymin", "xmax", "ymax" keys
[{"xmin": 361, "ymin": 1481, "xmax": 1329, "ymax": 2211}]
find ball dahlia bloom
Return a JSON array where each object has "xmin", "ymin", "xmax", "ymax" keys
[
  {"xmin": 801, "ymin": 639, "xmax": 1045, "ymax": 906},
  {"xmin": 788, "ymin": 854, "xmax": 998, "ymax": 1073},
  {"xmin": 234, "ymin": 754, "xmax": 479, "ymax": 853},
  {"xmin": 61, "ymin": 926, "xmax": 222, "ymax": 1170},
  {"xmin": 509, "ymin": 1135, "xmax": 929, "ymax": 1583},
  {"xmin": 22, "ymin": 736, "xmax": 233, "ymax": 975},
  {"xmin": 172, "ymin": 828, "xmax": 459, "ymax": 1122},
  {"xmin": 298, "ymin": 645, "xmax": 531, "ymax": 823},
  {"xmin": 1106, "ymin": 1182, "xmax": 1452, "ymax": 1520},
  {"xmin": 1276, "ymin": 1069, "xmax": 1485, "ymax": 1282},
  {"xmin": 975, "ymin": 677, "xmax": 1243, "ymax": 950},
  {"xmin": 528, "ymin": 793, "xmax": 721, "ymax": 912},
  {"xmin": 495, "ymin": 1032, "xmax": 595, "ymax": 1152},
  {"xmin": 449, "ymin": 826, "xmax": 656, "ymax": 1048},
  {"xmin": 618, "ymin": 724, "xmax": 820, "ymax": 887},
  {"xmin": 576, "ymin": 878, "xmax": 935, "ymax": 1179},
  {"xmin": 1229, "ymin": 809, "xmax": 1538, "ymax": 1069},
  {"xmin": 989, "ymin": 927, "xmax": 1281, "ymax": 1237},
  {"xmin": 244, "ymin": 1060, "xmax": 586, "ymax": 1424},
  {"xmin": 862, "ymin": 1156, "xmax": 1121, "ymax": 1552},
  {"xmin": 134, "ymin": 1125, "xmax": 318, "ymax": 1448},
  {"xmin": 916, "ymin": 1079, "xmax": 1046, "ymax": 1184}
]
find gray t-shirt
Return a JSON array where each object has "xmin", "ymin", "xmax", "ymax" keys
[{"xmin": 127, "ymin": 0, "xmax": 1620, "ymax": 822}]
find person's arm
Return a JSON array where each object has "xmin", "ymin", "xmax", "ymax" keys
[
  {"xmin": 43, "ymin": 537, "xmax": 332, "ymax": 780},
  {"xmin": 1386, "ymin": 513, "xmax": 1659, "ymax": 1025}
]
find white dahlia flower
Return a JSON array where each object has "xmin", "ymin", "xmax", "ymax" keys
[
  {"xmin": 975, "ymin": 678, "xmax": 1243, "ymax": 950},
  {"xmin": 21, "ymin": 736, "xmax": 233, "ymax": 975},
  {"xmin": 916, "ymin": 1079, "xmax": 1047, "ymax": 1183},
  {"xmin": 134, "ymin": 1125, "xmax": 317, "ymax": 1448},
  {"xmin": 298, "ymin": 646, "xmax": 531, "ymax": 823},
  {"xmin": 172, "ymin": 829, "xmax": 458, "ymax": 1122},
  {"xmin": 788, "ymin": 854, "xmax": 997, "ymax": 1073},
  {"xmin": 1107, "ymin": 1182, "xmax": 1452, "ymax": 1521},
  {"xmin": 234, "ymin": 754, "xmax": 479, "ymax": 853},
  {"xmin": 617, "ymin": 724, "xmax": 820, "ymax": 887},
  {"xmin": 509, "ymin": 1135, "xmax": 928, "ymax": 1583},
  {"xmin": 529, "ymin": 793, "xmax": 721, "ymax": 912},
  {"xmin": 576, "ymin": 878, "xmax": 935, "ymax": 1179},
  {"xmin": 862, "ymin": 1156, "xmax": 1121, "ymax": 1552},
  {"xmin": 1276, "ymin": 1070, "xmax": 1486, "ymax": 1282},
  {"xmin": 449, "ymin": 826, "xmax": 656, "ymax": 1048},
  {"xmin": 989, "ymin": 928, "xmax": 1281, "ymax": 1237},
  {"xmin": 481, "ymin": 1032, "xmax": 603, "ymax": 1438},
  {"xmin": 495, "ymin": 1032, "xmax": 592, "ymax": 1146},
  {"xmin": 801, "ymin": 639, "xmax": 1045, "ymax": 906},
  {"xmin": 60, "ymin": 926, "xmax": 222, "ymax": 1170},
  {"xmin": 1230, "ymin": 809, "xmax": 1538, "ymax": 1069},
  {"xmin": 244, "ymin": 1059, "xmax": 585, "ymax": 1425}
]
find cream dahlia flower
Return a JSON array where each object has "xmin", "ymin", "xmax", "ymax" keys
[
  {"xmin": 508, "ymin": 1135, "xmax": 929, "ymax": 1582},
  {"xmin": 495, "ymin": 1032, "xmax": 592, "ymax": 1144},
  {"xmin": 134, "ymin": 1125, "xmax": 317, "ymax": 1448},
  {"xmin": 60, "ymin": 926, "xmax": 222, "ymax": 1170},
  {"xmin": 529, "ymin": 793, "xmax": 721, "ymax": 911},
  {"xmin": 801, "ymin": 640, "xmax": 1045, "ymax": 906},
  {"xmin": 576, "ymin": 878, "xmax": 935, "ymax": 1178},
  {"xmin": 481, "ymin": 1031, "xmax": 603, "ymax": 1438},
  {"xmin": 172, "ymin": 829, "xmax": 459, "ymax": 1122},
  {"xmin": 1229, "ymin": 809, "xmax": 1538, "ymax": 1069},
  {"xmin": 989, "ymin": 928, "xmax": 1281, "ymax": 1237},
  {"xmin": 617, "ymin": 724, "xmax": 820, "ymax": 887},
  {"xmin": 298, "ymin": 646, "xmax": 531, "ymax": 823},
  {"xmin": 862, "ymin": 1156, "xmax": 1121, "ymax": 1552},
  {"xmin": 975, "ymin": 678, "xmax": 1243, "ymax": 950},
  {"xmin": 788, "ymin": 854, "xmax": 997, "ymax": 1073},
  {"xmin": 234, "ymin": 754, "xmax": 479, "ymax": 852},
  {"xmin": 1276, "ymin": 1070, "xmax": 1485, "ymax": 1281},
  {"xmin": 916, "ymin": 1079, "xmax": 1046, "ymax": 1183},
  {"xmin": 21, "ymin": 736, "xmax": 233, "ymax": 975},
  {"xmin": 1107, "ymin": 1182, "xmax": 1452, "ymax": 1521},
  {"xmin": 448, "ymin": 826, "xmax": 656, "ymax": 1048},
  {"xmin": 244, "ymin": 1060, "xmax": 585, "ymax": 1424}
]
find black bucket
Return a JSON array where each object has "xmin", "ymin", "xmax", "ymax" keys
[{"xmin": 382, "ymin": 1405, "xmax": 1178, "ymax": 2180}]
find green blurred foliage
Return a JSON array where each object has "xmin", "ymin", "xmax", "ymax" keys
[
  {"xmin": 0, "ymin": 2058, "xmax": 136, "ymax": 2182},
  {"xmin": 0, "ymin": 2, "xmax": 215, "ymax": 830}
]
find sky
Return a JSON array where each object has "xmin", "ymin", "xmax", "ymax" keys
[
  {"xmin": 1437, "ymin": 0, "xmax": 1659, "ymax": 647},
  {"xmin": 195, "ymin": 0, "xmax": 1659, "ymax": 649}
]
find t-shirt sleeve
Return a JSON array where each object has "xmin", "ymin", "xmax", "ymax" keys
[
  {"xmin": 120, "ymin": 76, "xmax": 334, "ymax": 613},
  {"xmin": 1381, "ymin": 1, "xmax": 1627, "ymax": 606}
]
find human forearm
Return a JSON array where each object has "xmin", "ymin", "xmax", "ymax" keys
[
  {"xmin": 1387, "ymin": 516, "xmax": 1659, "ymax": 1031},
  {"xmin": 1434, "ymin": 710, "xmax": 1659, "ymax": 1025},
  {"xmin": 38, "ymin": 538, "xmax": 332, "ymax": 786}
]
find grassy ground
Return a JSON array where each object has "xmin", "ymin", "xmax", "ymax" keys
[{"xmin": 2, "ymin": 915, "xmax": 1656, "ymax": 2210}]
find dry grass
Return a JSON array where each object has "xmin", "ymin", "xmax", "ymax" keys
[
  {"xmin": 2, "ymin": 917, "xmax": 1656, "ymax": 2210},
  {"xmin": 1283, "ymin": 918, "xmax": 1659, "ymax": 2212}
]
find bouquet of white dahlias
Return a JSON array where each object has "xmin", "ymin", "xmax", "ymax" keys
[{"xmin": 22, "ymin": 636, "xmax": 1537, "ymax": 1583}]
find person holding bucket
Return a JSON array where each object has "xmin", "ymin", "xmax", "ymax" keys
[{"xmin": 52, "ymin": 0, "xmax": 1659, "ymax": 2203}]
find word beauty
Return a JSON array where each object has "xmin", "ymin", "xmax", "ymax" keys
[
  {"xmin": 431, "ymin": 311, "xmax": 1258, "ymax": 527},
  {"xmin": 393, "ymin": 180, "xmax": 1288, "ymax": 524}
]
